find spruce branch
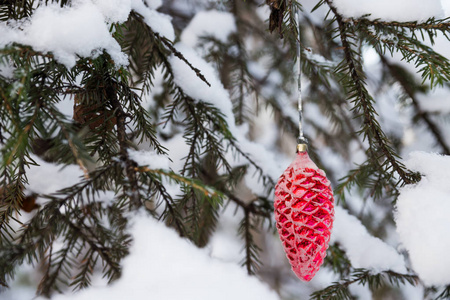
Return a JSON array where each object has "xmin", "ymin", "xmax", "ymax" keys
[
  {"xmin": 225, "ymin": 192, "xmax": 271, "ymax": 219},
  {"xmin": 4, "ymin": 0, "xmax": 448, "ymax": 297},
  {"xmin": 132, "ymin": 4, "xmax": 276, "ymax": 201},
  {"xmin": 350, "ymin": 18, "xmax": 450, "ymax": 32},
  {"xmin": 135, "ymin": 166, "xmax": 221, "ymax": 198},
  {"xmin": 141, "ymin": 28, "xmax": 271, "ymax": 201},
  {"xmin": 359, "ymin": 25, "xmax": 450, "ymax": 87},
  {"xmin": 310, "ymin": 269, "xmax": 419, "ymax": 300},
  {"xmin": 184, "ymin": 186, "xmax": 219, "ymax": 247},
  {"xmin": 37, "ymin": 236, "xmax": 74, "ymax": 296},
  {"xmin": 103, "ymin": 74, "xmax": 140, "ymax": 208},
  {"xmin": 63, "ymin": 215, "xmax": 122, "ymax": 281},
  {"xmin": 379, "ymin": 55, "xmax": 450, "ymax": 155},
  {"xmin": 37, "ymin": 203, "xmax": 126, "ymax": 295},
  {"xmin": 44, "ymin": 107, "xmax": 90, "ymax": 176},
  {"xmin": 436, "ymin": 285, "xmax": 450, "ymax": 300},
  {"xmin": 323, "ymin": 244, "xmax": 352, "ymax": 278},
  {"xmin": 325, "ymin": 0, "xmax": 420, "ymax": 185},
  {"xmin": 143, "ymin": 171, "xmax": 187, "ymax": 237},
  {"xmin": 227, "ymin": 138, "xmax": 276, "ymax": 189},
  {"xmin": 1, "ymin": 163, "xmax": 119, "ymax": 289},
  {"xmin": 154, "ymin": 32, "xmax": 211, "ymax": 87},
  {"xmin": 0, "ymin": 0, "xmax": 34, "ymax": 21},
  {"xmin": 239, "ymin": 209, "xmax": 262, "ymax": 275}
]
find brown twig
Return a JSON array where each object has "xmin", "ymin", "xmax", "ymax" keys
[
  {"xmin": 106, "ymin": 82, "xmax": 141, "ymax": 208},
  {"xmin": 154, "ymin": 32, "xmax": 211, "ymax": 87}
]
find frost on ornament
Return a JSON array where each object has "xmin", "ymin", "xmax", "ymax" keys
[{"xmin": 274, "ymin": 150, "xmax": 334, "ymax": 281}]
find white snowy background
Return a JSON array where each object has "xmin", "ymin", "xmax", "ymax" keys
[{"xmin": 1, "ymin": 0, "xmax": 450, "ymax": 299}]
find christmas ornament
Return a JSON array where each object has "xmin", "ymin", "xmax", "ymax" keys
[
  {"xmin": 274, "ymin": 146, "xmax": 334, "ymax": 281},
  {"xmin": 274, "ymin": 9, "xmax": 334, "ymax": 281}
]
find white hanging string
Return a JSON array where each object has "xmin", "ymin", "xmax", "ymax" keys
[{"xmin": 296, "ymin": 10, "xmax": 307, "ymax": 146}]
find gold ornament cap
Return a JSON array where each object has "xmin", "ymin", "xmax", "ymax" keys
[{"xmin": 297, "ymin": 143, "xmax": 308, "ymax": 153}]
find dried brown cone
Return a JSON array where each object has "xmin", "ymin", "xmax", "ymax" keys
[{"xmin": 73, "ymin": 94, "xmax": 117, "ymax": 132}]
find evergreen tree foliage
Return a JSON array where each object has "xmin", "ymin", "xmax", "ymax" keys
[{"xmin": 1, "ymin": 0, "xmax": 450, "ymax": 299}]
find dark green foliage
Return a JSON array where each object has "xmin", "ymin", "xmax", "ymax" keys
[
  {"xmin": 436, "ymin": 286, "xmax": 450, "ymax": 300},
  {"xmin": 2, "ymin": 0, "xmax": 450, "ymax": 299},
  {"xmin": 0, "ymin": 1, "xmax": 273, "ymax": 295},
  {"xmin": 310, "ymin": 269, "xmax": 418, "ymax": 300}
]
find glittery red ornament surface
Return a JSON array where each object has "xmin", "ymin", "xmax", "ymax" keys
[{"xmin": 274, "ymin": 151, "xmax": 334, "ymax": 281}]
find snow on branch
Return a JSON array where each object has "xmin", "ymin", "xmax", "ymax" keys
[{"xmin": 396, "ymin": 151, "xmax": 450, "ymax": 286}]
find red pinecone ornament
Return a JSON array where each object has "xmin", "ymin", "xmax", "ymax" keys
[{"xmin": 274, "ymin": 150, "xmax": 334, "ymax": 281}]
